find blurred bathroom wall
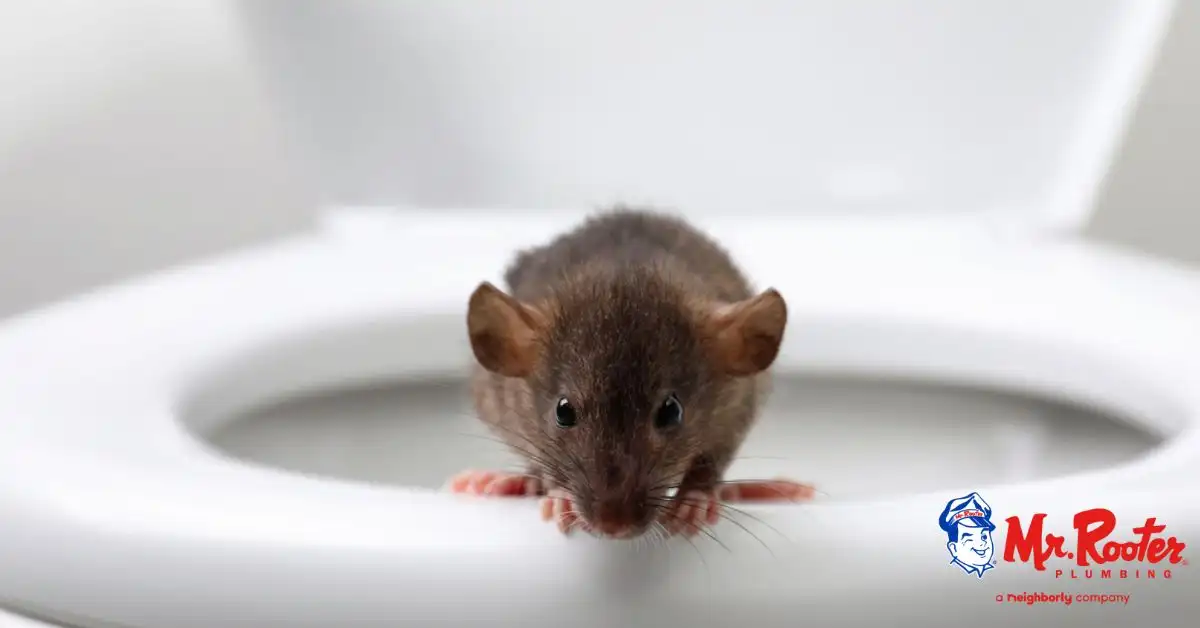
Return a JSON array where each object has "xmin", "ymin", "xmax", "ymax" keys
[
  {"xmin": 0, "ymin": 1, "xmax": 1197, "ymax": 320},
  {"xmin": 0, "ymin": 1, "xmax": 314, "ymax": 318}
]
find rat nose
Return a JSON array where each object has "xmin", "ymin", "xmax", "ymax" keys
[
  {"xmin": 591, "ymin": 496, "xmax": 645, "ymax": 537},
  {"xmin": 593, "ymin": 519, "xmax": 631, "ymax": 537}
]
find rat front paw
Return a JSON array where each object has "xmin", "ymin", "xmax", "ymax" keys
[
  {"xmin": 444, "ymin": 469, "xmax": 544, "ymax": 497},
  {"xmin": 663, "ymin": 479, "xmax": 816, "ymax": 538},
  {"xmin": 665, "ymin": 490, "xmax": 722, "ymax": 538},
  {"xmin": 540, "ymin": 488, "xmax": 591, "ymax": 535}
]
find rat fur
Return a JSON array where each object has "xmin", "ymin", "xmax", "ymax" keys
[{"xmin": 465, "ymin": 207, "xmax": 787, "ymax": 537}]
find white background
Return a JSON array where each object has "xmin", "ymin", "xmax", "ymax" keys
[{"xmin": 0, "ymin": 0, "xmax": 1197, "ymax": 319}]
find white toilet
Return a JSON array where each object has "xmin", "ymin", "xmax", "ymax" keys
[{"xmin": 2, "ymin": 1, "xmax": 1199, "ymax": 627}]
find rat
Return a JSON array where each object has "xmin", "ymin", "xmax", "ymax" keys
[{"xmin": 446, "ymin": 207, "xmax": 813, "ymax": 539}]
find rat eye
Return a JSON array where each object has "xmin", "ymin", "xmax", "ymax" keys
[
  {"xmin": 654, "ymin": 394, "xmax": 683, "ymax": 430},
  {"xmin": 555, "ymin": 397, "xmax": 577, "ymax": 428}
]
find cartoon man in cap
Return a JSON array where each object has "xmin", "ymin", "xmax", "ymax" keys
[{"xmin": 939, "ymin": 492, "xmax": 996, "ymax": 578}]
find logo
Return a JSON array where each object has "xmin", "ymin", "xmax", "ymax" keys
[
  {"xmin": 939, "ymin": 491, "xmax": 1188, "ymax": 580},
  {"xmin": 939, "ymin": 492, "xmax": 997, "ymax": 578},
  {"xmin": 1005, "ymin": 507, "xmax": 1186, "ymax": 579}
]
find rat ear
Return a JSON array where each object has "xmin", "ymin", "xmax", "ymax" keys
[
  {"xmin": 467, "ymin": 282, "xmax": 547, "ymax": 377},
  {"xmin": 703, "ymin": 288, "xmax": 788, "ymax": 377}
]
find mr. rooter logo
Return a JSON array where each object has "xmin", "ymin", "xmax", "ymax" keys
[
  {"xmin": 1005, "ymin": 505, "xmax": 1188, "ymax": 579},
  {"xmin": 940, "ymin": 492, "xmax": 1188, "ymax": 580}
]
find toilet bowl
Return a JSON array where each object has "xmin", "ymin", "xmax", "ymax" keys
[
  {"xmin": 2, "ymin": 1, "xmax": 1199, "ymax": 626},
  {"xmin": 1, "ymin": 209, "xmax": 1199, "ymax": 628}
]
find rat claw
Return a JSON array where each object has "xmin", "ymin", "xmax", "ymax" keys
[
  {"xmin": 444, "ymin": 469, "xmax": 543, "ymax": 497},
  {"xmin": 540, "ymin": 489, "xmax": 589, "ymax": 535},
  {"xmin": 665, "ymin": 480, "xmax": 815, "ymax": 538},
  {"xmin": 666, "ymin": 490, "xmax": 720, "ymax": 538}
]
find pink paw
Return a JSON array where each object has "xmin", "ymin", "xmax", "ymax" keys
[
  {"xmin": 663, "ymin": 479, "xmax": 816, "ymax": 538},
  {"xmin": 539, "ymin": 488, "xmax": 591, "ymax": 535},
  {"xmin": 444, "ymin": 469, "xmax": 543, "ymax": 497},
  {"xmin": 717, "ymin": 478, "xmax": 816, "ymax": 503},
  {"xmin": 666, "ymin": 490, "xmax": 722, "ymax": 537}
]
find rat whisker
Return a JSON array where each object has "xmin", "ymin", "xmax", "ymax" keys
[
  {"xmin": 643, "ymin": 442, "xmax": 680, "ymax": 486},
  {"xmin": 466, "ymin": 421, "xmax": 581, "ymax": 490},
  {"xmin": 642, "ymin": 462, "xmax": 699, "ymax": 495},
  {"xmin": 642, "ymin": 497, "xmax": 730, "ymax": 552},
  {"xmin": 449, "ymin": 430, "xmax": 525, "ymax": 455},
  {"xmin": 528, "ymin": 458, "xmax": 574, "ymax": 489},
  {"xmin": 674, "ymin": 526, "xmax": 708, "ymax": 567},
  {"xmin": 650, "ymin": 522, "xmax": 669, "ymax": 549},
  {"xmin": 706, "ymin": 499, "xmax": 784, "ymax": 535},
  {"xmin": 652, "ymin": 503, "xmax": 728, "ymax": 554},
  {"xmin": 713, "ymin": 510, "xmax": 775, "ymax": 554},
  {"xmin": 462, "ymin": 418, "xmax": 544, "ymax": 457},
  {"xmin": 646, "ymin": 494, "xmax": 784, "ymax": 548},
  {"xmin": 442, "ymin": 433, "xmax": 566, "ymax": 494},
  {"xmin": 554, "ymin": 509, "xmax": 584, "ymax": 534},
  {"xmin": 451, "ymin": 428, "xmax": 562, "ymax": 476},
  {"xmin": 467, "ymin": 421, "xmax": 556, "ymax": 462},
  {"xmin": 688, "ymin": 521, "xmax": 731, "ymax": 552},
  {"xmin": 565, "ymin": 450, "xmax": 590, "ymax": 487}
]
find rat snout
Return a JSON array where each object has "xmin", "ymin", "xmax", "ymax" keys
[{"xmin": 587, "ymin": 494, "xmax": 652, "ymax": 538}]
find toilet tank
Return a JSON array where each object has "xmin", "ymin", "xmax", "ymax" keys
[{"xmin": 236, "ymin": 0, "xmax": 1174, "ymax": 234}]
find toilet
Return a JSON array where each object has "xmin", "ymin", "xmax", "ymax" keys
[{"xmin": 1, "ymin": 1, "xmax": 1199, "ymax": 626}]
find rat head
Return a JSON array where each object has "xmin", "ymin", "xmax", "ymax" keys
[{"xmin": 466, "ymin": 267, "xmax": 787, "ymax": 539}]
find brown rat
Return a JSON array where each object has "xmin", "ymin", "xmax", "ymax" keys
[{"xmin": 449, "ymin": 207, "xmax": 808, "ymax": 539}]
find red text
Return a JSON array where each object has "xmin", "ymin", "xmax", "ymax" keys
[{"xmin": 1003, "ymin": 508, "xmax": 1186, "ymax": 572}]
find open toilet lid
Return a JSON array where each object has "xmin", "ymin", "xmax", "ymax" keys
[{"xmin": 240, "ymin": 0, "xmax": 1177, "ymax": 234}]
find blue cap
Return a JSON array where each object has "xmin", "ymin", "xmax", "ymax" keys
[{"xmin": 939, "ymin": 492, "xmax": 995, "ymax": 532}]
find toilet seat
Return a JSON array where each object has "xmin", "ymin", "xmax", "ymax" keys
[
  {"xmin": 4, "ymin": 1, "xmax": 1196, "ymax": 625},
  {"xmin": 1, "ymin": 210, "xmax": 1198, "ymax": 627}
]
